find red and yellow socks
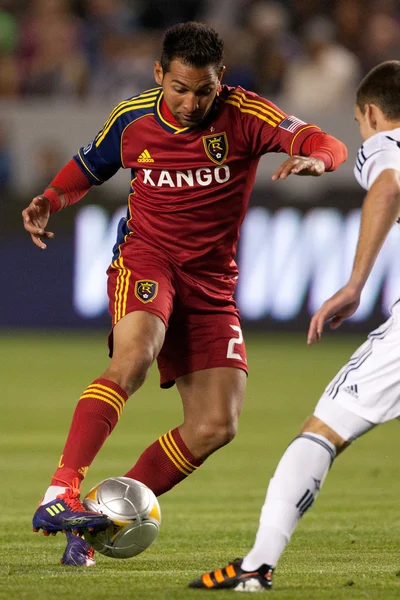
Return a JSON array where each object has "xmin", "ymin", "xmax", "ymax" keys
[
  {"xmin": 48, "ymin": 379, "xmax": 203, "ymax": 501},
  {"xmin": 51, "ymin": 378, "xmax": 128, "ymax": 486},
  {"xmin": 125, "ymin": 427, "xmax": 203, "ymax": 496}
]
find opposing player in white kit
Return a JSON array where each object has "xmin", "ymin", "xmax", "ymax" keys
[{"xmin": 189, "ymin": 60, "xmax": 400, "ymax": 592}]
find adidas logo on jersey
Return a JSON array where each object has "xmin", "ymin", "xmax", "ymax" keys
[
  {"xmin": 343, "ymin": 384, "xmax": 358, "ymax": 399},
  {"xmin": 138, "ymin": 149, "xmax": 154, "ymax": 163}
]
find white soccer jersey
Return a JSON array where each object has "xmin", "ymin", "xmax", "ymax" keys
[
  {"xmin": 312, "ymin": 128, "xmax": 400, "ymax": 433},
  {"xmin": 354, "ymin": 127, "xmax": 400, "ymax": 190}
]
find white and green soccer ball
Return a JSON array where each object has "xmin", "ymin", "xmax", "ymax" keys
[{"xmin": 83, "ymin": 476, "xmax": 161, "ymax": 559}]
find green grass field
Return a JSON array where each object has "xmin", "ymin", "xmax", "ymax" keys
[{"xmin": 1, "ymin": 331, "xmax": 399, "ymax": 600}]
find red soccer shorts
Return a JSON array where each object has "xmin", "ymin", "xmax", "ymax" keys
[{"xmin": 107, "ymin": 238, "xmax": 248, "ymax": 387}]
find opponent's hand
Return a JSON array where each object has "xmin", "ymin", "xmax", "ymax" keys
[
  {"xmin": 307, "ymin": 285, "xmax": 361, "ymax": 345},
  {"xmin": 272, "ymin": 156, "xmax": 325, "ymax": 180},
  {"xmin": 22, "ymin": 195, "xmax": 54, "ymax": 250}
]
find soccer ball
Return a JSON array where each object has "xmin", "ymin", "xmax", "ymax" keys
[{"xmin": 83, "ymin": 476, "xmax": 161, "ymax": 559}]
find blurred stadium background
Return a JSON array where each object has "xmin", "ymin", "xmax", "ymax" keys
[
  {"xmin": 1, "ymin": 0, "xmax": 400, "ymax": 330},
  {"xmin": 1, "ymin": 2, "xmax": 400, "ymax": 598}
]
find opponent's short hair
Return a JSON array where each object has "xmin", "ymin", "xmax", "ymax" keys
[
  {"xmin": 160, "ymin": 22, "xmax": 224, "ymax": 74},
  {"xmin": 356, "ymin": 60, "xmax": 400, "ymax": 120}
]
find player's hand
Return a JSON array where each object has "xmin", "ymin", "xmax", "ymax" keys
[
  {"xmin": 307, "ymin": 285, "xmax": 361, "ymax": 345},
  {"xmin": 272, "ymin": 156, "xmax": 325, "ymax": 180},
  {"xmin": 22, "ymin": 195, "xmax": 54, "ymax": 250}
]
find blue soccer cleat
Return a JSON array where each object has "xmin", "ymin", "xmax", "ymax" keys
[
  {"xmin": 32, "ymin": 478, "xmax": 112, "ymax": 535},
  {"xmin": 188, "ymin": 558, "xmax": 274, "ymax": 592},
  {"xmin": 60, "ymin": 532, "xmax": 96, "ymax": 567}
]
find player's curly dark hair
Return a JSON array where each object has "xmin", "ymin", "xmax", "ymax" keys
[
  {"xmin": 160, "ymin": 22, "xmax": 224, "ymax": 73},
  {"xmin": 356, "ymin": 60, "xmax": 400, "ymax": 120}
]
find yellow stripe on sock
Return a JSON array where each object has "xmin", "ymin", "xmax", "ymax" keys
[
  {"xmin": 88, "ymin": 383, "xmax": 126, "ymax": 407},
  {"xmin": 86, "ymin": 383, "xmax": 126, "ymax": 413},
  {"xmin": 158, "ymin": 436, "xmax": 191, "ymax": 476},
  {"xmin": 162, "ymin": 433, "xmax": 194, "ymax": 475},
  {"xmin": 166, "ymin": 430, "xmax": 198, "ymax": 471},
  {"xmin": 80, "ymin": 392, "xmax": 122, "ymax": 418}
]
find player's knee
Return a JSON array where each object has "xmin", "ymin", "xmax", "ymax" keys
[
  {"xmin": 197, "ymin": 417, "xmax": 238, "ymax": 453},
  {"xmin": 300, "ymin": 415, "xmax": 347, "ymax": 452},
  {"xmin": 127, "ymin": 360, "xmax": 152, "ymax": 393},
  {"xmin": 106, "ymin": 348, "xmax": 155, "ymax": 395}
]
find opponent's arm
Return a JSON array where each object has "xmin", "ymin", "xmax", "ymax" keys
[
  {"xmin": 272, "ymin": 132, "xmax": 348, "ymax": 180},
  {"xmin": 22, "ymin": 159, "xmax": 92, "ymax": 249},
  {"xmin": 307, "ymin": 168, "xmax": 400, "ymax": 344}
]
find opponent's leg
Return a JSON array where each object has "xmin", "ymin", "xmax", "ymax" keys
[
  {"xmin": 33, "ymin": 311, "xmax": 165, "ymax": 535},
  {"xmin": 125, "ymin": 367, "xmax": 246, "ymax": 495},
  {"xmin": 190, "ymin": 313, "xmax": 400, "ymax": 589},
  {"xmin": 240, "ymin": 333, "xmax": 393, "ymax": 576},
  {"xmin": 190, "ymin": 407, "xmax": 373, "ymax": 591},
  {"xmin": 240, "ymin": 417, "xmax": 346, "ymax": 573}
]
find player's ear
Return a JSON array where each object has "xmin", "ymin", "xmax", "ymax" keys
[
  {"xmin": 218, "ymin": 65, "xmax": 226, "ymax": 84},
  {"xmin": 365, "ymin": 103, "xmax": 378, "ymax": 131},
  {"xmin": 154, "ymin": 62, "xmax": 163, "ymax": 86}
]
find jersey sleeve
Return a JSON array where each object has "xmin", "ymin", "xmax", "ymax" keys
[
  {"xmin": 73, "ymin": 104, "xmax": 125, "ymax": 185},
  {"xmin": 354, "ymin": 134, "xmax": 400, "ymax": 190},
  {"xmin": 226, "ymin": 88, "xmax": 321, "ymax": 158}
]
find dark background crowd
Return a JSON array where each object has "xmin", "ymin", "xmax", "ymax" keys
[
  {"xmin": 1, "ymin": 0, "xmax": 398, "ymax": 330},
  {"xmin": 1, "ymin": 0, "xmax": 400, "ymax": 106},
  {"xmin": 1, "ymin": 0, "xmax": 400, "ymax": 197}
]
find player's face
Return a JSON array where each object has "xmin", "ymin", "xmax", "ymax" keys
[{"xmin": 154, "ymin": 59, "xmax": 225, "ymax": 128}]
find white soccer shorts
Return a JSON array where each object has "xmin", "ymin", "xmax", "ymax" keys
[{"xmin": 314, "ymin": 300, "xmax": 400, "ymax": 440}]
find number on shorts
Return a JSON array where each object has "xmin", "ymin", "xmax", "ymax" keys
[{"xmin": 227, "ymin": 325, "xmax": 243, "ymax": 360}]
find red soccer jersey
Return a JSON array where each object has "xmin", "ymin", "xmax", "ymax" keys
[{"xmin": 74, "ymin": 85, "xmax": 321, "ymax": 279}]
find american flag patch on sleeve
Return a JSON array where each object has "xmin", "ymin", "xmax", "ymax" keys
[{"xmin": 279, "ymin": 115, "xmax": 307, "ymax": 133}]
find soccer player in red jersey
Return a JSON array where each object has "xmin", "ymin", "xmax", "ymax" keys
[{"xmin": 23, "ymin": 22, "xmax": 347, "ymax": 566}]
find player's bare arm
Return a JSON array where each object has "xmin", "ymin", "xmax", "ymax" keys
[
  {"xmin": 22, "ymin": 195, "xmax": 54, "ymax": 250},
  {"xmin": 308, "ymin": 168, "xmax": 400, "ymax": 344},
  {"xmin": 272, "ymin": 156, "xmax": 325, "ymax": 180}
]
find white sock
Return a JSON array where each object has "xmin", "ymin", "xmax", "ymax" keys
[
  {"xmin": 242, "ymin": 433, "xmax": 336, "ymax": 570},
  {"xmin": 41, "ymin": 485, "xmax": 67, "ymax": 505}
]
